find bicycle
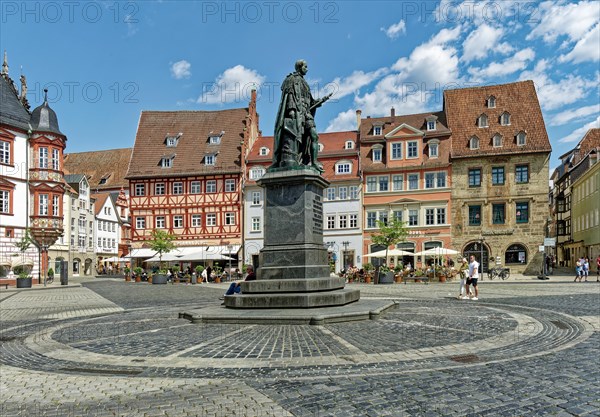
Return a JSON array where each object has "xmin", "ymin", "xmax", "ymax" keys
[
  {"xmin": 487, "ymin": 266, "xmax": 510, "ymax": 280},
  {"xmin": 45, "ymin": 274, "xmax": 54, "ymax": 284}
]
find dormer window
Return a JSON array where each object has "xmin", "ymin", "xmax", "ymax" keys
[
  {"xmin": 259, "ymin": 147, "xmax": 269, "ymax": 156},
  {"xmin": 99, "ymin": 174, "xmax": 111, "ymax": 185},
  {"xmin": 160, "ymin": 156, "xmax": 174, "ymax": 168},
  {"xmin": 165, "ymin": 133, "xmax": 182, "ymax": 147},
  {"xmin": 345, "ymin": 140, "xmax": 354, "ymax": 149},
  {"xmin": 487, "ymin": 96, "xmax": 496, "ymax": 108},
  {"xmin": 478, "ymin": 114, "xmax": 489, "ymax": 128},
  {"xmin": 493, "ymin": 134, "xmax": 503, "ymax": 148},
  {"xmin": 318, "ymin": 143, "xmax": 324, "ymax": 152},
  {"xmin": 500, "ymin": 112, "xmax": 511, "ymax": 126},
  {"xmin": 516, "ymin": 131, "xmax": 527, "ymax": 146},
  {"xmin": 373, "ymin": 126, "xmax": 382, "ymax": 136},
  {"xmin": 209, "ymin": 136, "xmax": 221, "ymax": 144},
  {"xmin": 204, "ymin": 154, "xmax": 216, "ymax": 165},
  {"xmin": 428, "ymin": 139, "xmax": 439, "ymax": 158},
  {"xmin": 469, "ymin": 136, "xmax": 480, "ymax": 150},
  {"xmin": 372, "ymin": 144, "xmax": 383, "ymax": 162},
  {"xmin": 249, "ymin": 166, "xmax": 265, "ymax": 180},
  {"xmin": 335, "ymin": 160, "xmax": 352, "ymax": 174},
  {"xmin": 426, "ymin": 115, "xmax": 438, "ymax": 131}
]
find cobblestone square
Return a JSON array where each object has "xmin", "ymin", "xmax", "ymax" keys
[{"xmin": 1, "ymin": 276, "xmax": 599, "ymax": 416}]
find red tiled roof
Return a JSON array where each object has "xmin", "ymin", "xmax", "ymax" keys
[
  {"xmin": 246, "ymin": 131, "xmax": 360, "ymax": 183},
  {"xmin": 64, "ymin": 148, "xmax": 132, "ymax": 191},
  {"xmin": 126, "ymin": 109, "xmax": 249, "ymax": 179},
  {"xmin": 91, "ymin": 193, "xmax": 110, "ymax": 215},
  {"xmin": 578, "ymin": 128, "xmax": 600, "ymax": 157},
  {"xmin": 444, "ymin": 80, "xmax": 551, "ymax": 158},
  {"xmin": 359, "ymin": 111, "xmax": 450, "ymax": 140}
]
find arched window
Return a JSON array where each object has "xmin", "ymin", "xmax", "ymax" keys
[
  {"xmin": 463, "ymin": 242, "xmax": 489, "ymax": 273},
  {"xmin": 516, "ymin": 131, "xmax": 527, "ymax": 146},
  {"xmin": 345, "ymin": 140, "xmax": 354, "ymax": 149},
  {"xmin": 478, "ymin": 114, "xmax": 488, "ymax": 128},
  {"xmin": 493, "ymin": 134, "xmax": 503, "ymax": 147},
  {"xmin": 500, "ymin": 112, "xmax": 511, "ymax": 126},
  {"xmin": 505, "ymin": 244, "xmax": 527, "ymax": 264},
  {"xmin": 469, "ymin": 136, "xmax": 480, "ymax": 150},
  {"xmin": 369, "ymin": 244, "xmax": 387, "ymax": 267},
  {"xmin": 318, "ymin": 143, "xmax": 324, "ymax": 152},
  {"xmin": 487, "ymin": 96, "xmax": 496, "ymax": 108},
  {"xmin": 259, "ymin": 147, "xmax": 269, "ymax": 156}
]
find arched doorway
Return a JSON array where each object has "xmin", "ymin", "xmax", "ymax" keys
[
  {"xmin": 72, "ymin": 258, "xmax": 81, "ymax": 276},
  {"xmin": 370, "ymin": 244, "xmax": 386, "ymax": 267},
  {"xmin": 463, "ymin": 242, "xmax": 489, "ymax": 274},
  {"xmin": 505, "ymin": 244, "xmax": 528, "ymax": 265},
  {"xmin": 84, "ymin": 259, "xmax": 93, "ymax": 276},
  {"xmin": 54, "ymin": 257, "xmax": 64, "ymax": 276}
]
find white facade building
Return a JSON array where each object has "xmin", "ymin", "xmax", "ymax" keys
[{"xmin": 94, "ymin": 193, "xmax": 120, "ymax": 265}]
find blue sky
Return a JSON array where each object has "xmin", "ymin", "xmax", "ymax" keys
[{"xmin": 1, "ymin": 0, "xmax": 598, "ymax": 171}]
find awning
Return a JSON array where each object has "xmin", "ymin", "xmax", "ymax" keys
[
  {"xmin": 143, "ymin": 253, "xmax": 184, "ymax": 263},
  {"xmin": 131, "ymin": 245, "xmax": 240, "ymax": 261},
  {"xmin": 11, "ymin": 258, "xmax": 34, "ymax": 268},
  {"xmin": 364, "ymin": 248, "xmax": 414, "ymax": 258},
  {"xmin": 102, "ymin": 256, "xmax": 131, "ymax": 263}
]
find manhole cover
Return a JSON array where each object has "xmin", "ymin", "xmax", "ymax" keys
[{"xmin": 449, "ymin": 354, "xmax": 479, "ymax": 363}]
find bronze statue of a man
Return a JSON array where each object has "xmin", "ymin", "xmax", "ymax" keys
[{"xmin": 270, "ymin": 60, "xmax": 331, "ymax": 172}]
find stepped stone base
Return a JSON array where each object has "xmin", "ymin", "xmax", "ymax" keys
[
  {"xmin": 240, "ymin": 277, "xmax": 345, "ymax": 293},
  {"xmin": 224, "ymin": 288, "xmax": 360, "ymax": 309}
]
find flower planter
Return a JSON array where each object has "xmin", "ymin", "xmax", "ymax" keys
[
  {"xmin": 152, "ymin": 274, "xmax": 168, "ymax": 285},
  {"xmin": 215, "ymin": 277, "xmax": 221, "ymax": 284},
  {"xmin": 438, "ymin": 275, "xmax": 447, "ymax": 283},
  {"xmin": 16, "ymin": 277, "xmax": 32, "ymax": 288},
  {"xmin": 125, "ymin": 275, "xmax": 131, "ymax": 282},
  {"xmin": 395, "ymin": 274, "xmax": 403, "ymax": 283},
  {"xmin": 378, "ymin": 271, "xmax": 395, "ymax": 284},
  {"xmin": 365, "ymin": 275, "xmax": 372, "ymax": 284},
  {"xmin": 135, "ymin": 275, "xmax": 141, "ymax": 283},
  {"xmin": 147, "ymin": 275, "xmax": 152, "ymax": 284}
]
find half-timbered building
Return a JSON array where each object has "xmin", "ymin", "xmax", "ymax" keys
[{"xmin": 126, "ymin": 92, "xmax": 259, "ymax": 264}]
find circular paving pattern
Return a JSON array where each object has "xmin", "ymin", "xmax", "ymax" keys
[{"xmin": 0, "ymin": 299, "xmax": 592, "ymax": 381}]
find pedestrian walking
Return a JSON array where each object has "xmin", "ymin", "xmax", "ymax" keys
[
  {"xmin": 596, "ymin": 254, "xmax": 600, "ymax": 282},
  {"xmin": 583, "ymin": 257, "xmax": 590, "ymax": 282},
  {"xmin": 467, "ymin": 255, "xmax": 480, "ymax": 300},
  {"xmin": 574, "ymin": 258, "xmax": 583, "ymax": 282}
]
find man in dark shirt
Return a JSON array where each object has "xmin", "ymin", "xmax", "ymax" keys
[{"xmin": 221, "ymin": 265, "xmax": 256, "ymax": 299}]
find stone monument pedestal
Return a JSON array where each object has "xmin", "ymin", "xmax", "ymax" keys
[{"xmin": 224, "ymin": 169, "xmax": 360, "ymax": 308}]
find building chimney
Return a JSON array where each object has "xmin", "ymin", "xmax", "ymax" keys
[
  {"xmin": 356, "ymin": 109, "xmax": 362, "ymax": 131},
  {"xmin": 390, "ymin": 107, "xmax": 396, "ymax": 122}
]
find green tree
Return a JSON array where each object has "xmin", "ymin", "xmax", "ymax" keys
[
  {"xmin": 148, "ymin": 229, "xmax": 176, "ymax": 273},
  {"xmin": 370, "ymin": 219, "xmax": 408, "ymax": 274}
]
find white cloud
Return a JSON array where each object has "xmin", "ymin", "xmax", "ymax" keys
[
  {"xmin": 319, "ymin": 68, "xmax": 388, "ymax": 100},
  {"xmin": 550, "ymin": 104, "xmax": 600, "ymax": 126},
  {"xmin": 527, "ymin": 1, "xmax": 599, "ymax": 44},
  {"xmin": 559, "ymin": 23, "xmax": 600, "ymax": 63},
  {"xmin": 198, "ymin": 65, "xmax": 265, "ymax": 104},
  {"xmin": 462, "ymin": 24, "xmax": 508, "ymax": 62},
  {"xmin": 381, "ymin": 19, "xmax": 406, "ymax": 39},
  {"xmin": 468, "ymin": 48, "xmax": 535, "ymax": 79},
  {"xmin": 170, "ymin": 60, "xmax": 191, "ymax": 80},
  {"xmin": 519, "ymin": 59, "xmax": 597, "ymax": 110},
  {"xmin": 558, "ymin": 116, "xmax": 600, "ymax": 143},
  {"xmin": 325, "ymin": 109, "xmax": 358, "ymax": 132}
]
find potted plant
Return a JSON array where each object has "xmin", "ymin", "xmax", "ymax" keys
[
  {"xmin": 133, "ymin": 267, "xmax": 142, "ymax": 283},
  {"xmin": 363, "ymin": 263, "xmax": 374, "ymax": 284},
  {"xmin": 194, "ymin": 265, "xmax": 204, "ymax": 284},
  {"xmin": 213, "ymin": 264, "xmax": 223, "ymax": 283},
  {"xmin": 16, "ymin": 271, "xmax": 32, "ymax": 288},
  {"xmin": 370, "ymin": 219, "xmax": 408, "ymax": 284},
  {"xmin": 124, "ymin": 266, "xmax": 131, "ymax": 282},
  {"xmin": 47, "ymin": 268, "xmax": 54, "ymax": 284},
  {"xmin": 394, "ymin": 265, "xmax": 403, "ymax": 283},
  {"xmin": 148, "ymin": 229, "xmax": 176, "ymax": 285},
  {"xmin": 378, "ymin": 265, "xmax": 395, "ymax": 284}
]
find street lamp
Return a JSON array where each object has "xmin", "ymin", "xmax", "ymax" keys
[
  {"xmin": 227, "ymin": 244, "xmax": 233, "ymax": 281},
  {"xmin": 478, "ymin": 235, "xmax": 485, "ymax": 276}
]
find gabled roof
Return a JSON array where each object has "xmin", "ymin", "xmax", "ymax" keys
[
  {"xmin": 359, "ymin": 111, "xmax": 450, "ymax": 140},
  {"xmin": 444, "ymin": 80, "xmax": 551, "ymax": 158},
  {"xmin": 64, "ymin": 148, "xmax": 132, "ymax": 191},
  {"xmin": 126, "ymin": 109, "xmax": 249, "ymax": 179},
  {"xmin": 0, "ymin": 75, "xmax": 30, "ymax": 131},
  {"xmin": 554, "ymin": 128, "xmax": 600, "ymax": 182},
  {"xmin": 91, "ymin": 193, "xmax": 111, "ymax": 215}
]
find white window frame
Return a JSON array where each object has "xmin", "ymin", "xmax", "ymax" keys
[
  {"xmin": 372, "ymin": 146, "xmax": 383, "ymax": 162},
  {"xmin": 173, "ymin": 182, "xmax": 183, "ymax": 195},
  {"xmin": 338, "ymin": 214, "xmax": 348, "ymax": 229},
  {"xmin": 517, "ymin": 132, "xmax": 526, "ymax": 146},
  {"xmin": 209, "ymin": 136, "xmax": 221, "ymax": 144},
  {"xmin": 478, "ymin": 114, "xmax": 489, "ymax": 128},
  {"xmin": 173, "ymin": 215, "xmax": 183, "ymax": 228},
  {"xmin": 191, "ymin": 214, "xmax": 202, "ymax": 227},
  {"xmin": 259, "ymin": 147, "xmax": 269, "ymax": 156},
  {"xmin": 39, "ymin": 147, "xmax": 48, "ymax": 168},
  {"xmin": 378, "ymin": 176, "xmax": 389, "ymax": 192},
  {"xmin": 436, "ymin": 208, "xmax": 447, "ymax": 224},
  {"xmin": 437, "ymin": 171, "xmax": 446, "ymax": 188},
  {"xmin": 249, "ymin": 167, "xmax": 265, "ymax": 180},
  {"xmin": 52, "ymin": 148, "xmax": 60, "ymax": 170},
  {"xmin": 349, "ymin": 186, "xmax": 359, "ymax": 199},
  {"xmin": 470, "ymin": 136, "xmax": 480, "ymax": 150},
  {"xmin": 345, "ymin": 140, "xmax": 354, "ymax": 149},
  {"xmin": 366, "ymin": 211, "xmax": 377, "ymax": 229},
  {"xmin": 160, "ymin": 157, "xmax": 173, "ymax": 168},
  {"xmin": 252, "ymin": 191, "xmax": 261, "ymax": 205},
  {"xmin": 251, "ymin": 217, "xmax": 261, "ymax": 232},
  {"xmin": 53, "ymin": 195, "xmax": 59, "ymax": 216},
  {"xmin": 407, "ymin": 141, "xmax": 419, "ymax": 159},
  {"xmin": 225, "ymin": 212, "xmax": 235, "ymax": 226},
  {"xmin": 373, "ymin": 126, "xmax": 382, "ymax": 136},
  {"xmin": 191, "ymin": 181, "xmax": 201, "ymax": 194},
  {"xmin": 408, "ymin": 173, "xmax": 419, "ymax": 190},
  {"xmin": 205, "ymin": 154, "xmax": 216, "ymax": 165},
  {"xmin": 38, "ymin": 194, "xmax": 48, "ymax": 215},
  {"xmin": 136, "ymin": 217, "xmax": 145, "ymax": 229},
  {"xmin": 327, "ymin": 215, "xmax": 336, "ymax": 230},
  {"xmin": 155, "ymin": 183, "xmax": 165, "ymax": 195},
  {"xmin": 225, "ymin": 179, "xmax": 236, "ymax": 192},
  {"xmin": 366, "ymin": 176, "xmax": 377, "ymax": 193},
  {"xmin": 349, "ymin": 214, "xmax": 358, "ymax": 228},
  {"xmin": 427, "ymin": 120, "xmax": 436, "ymax": 131},
  {"xmin": 206, "ymin": 213, "xmax": 217, "ymax": 226},
  {"xmin": 326, "ymin": 187, "xmax": 336, "ymax": 201},
  {"xmin": 391, "ymin": 143, "xmax": 403, "ymax": 160},
  {"xmin": 135, "ymin": 184, "xmax": 145, "ymax": 196},
  {"xmin": 428, "ymin": 140, "xmax": 439, "ymax": 158},
  {"xmin": 500, "ymin": 112, "xmax": 511, "ymax": 126},
  {"xmin": 156, "ymin": 216, "xmax": 165, "ymax": 229},
  {"xmin": 408, "ymin": 209, "xmax": 419, "ymax": 226},
  {"xmin": 206, "ymin": 180, "xmax": 217, "ymax": 193},
  {"xmin": 0, "ymin": 190, "xmax": 9, "ymax": 213},
  {"xmin": 425, "ymin": 172, "xmax": 436, "ymax": 189},
  {"xmin": 425, "ymin": 208, "xmax": 435, "ymax": 225},
  {"xmin": 336, "ymin": 162, "xmax": 351, "ymax": 174},
  {"xmin": 0, "ymin": 141, "xmax": 9, "ymax": 165},
  {"xmin": 338, "ymin": 186, "xmax": 348, "ymax": 200},
  {"xmin": 493, "ymin": 134, "xmax": 503, "ymax": 148},
  {"xmin": 487, "ymin": 96, "xmax": 496, "ymax": 108},
  {"xmin": 392, "ymin": 174, "xmax": 404, "ymax": 191}
]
